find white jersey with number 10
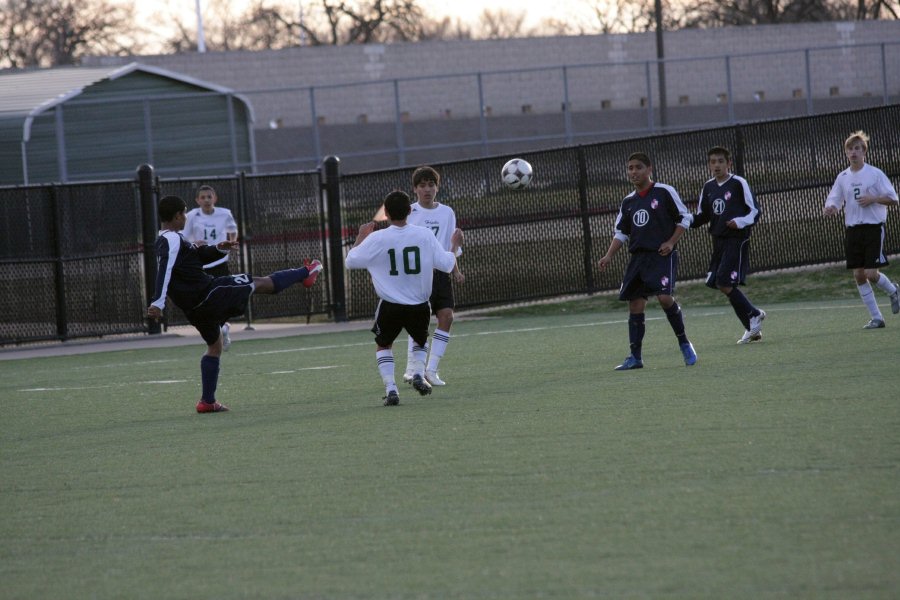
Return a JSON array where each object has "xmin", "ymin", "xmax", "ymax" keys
[{"xmin": 346, "ymin": 224, "xmax": 456, "ymax": 305}]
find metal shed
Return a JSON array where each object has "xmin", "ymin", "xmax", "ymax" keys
[{"xmin": 0, "ymin": 62, "xmax": 256, "ymax": 186}]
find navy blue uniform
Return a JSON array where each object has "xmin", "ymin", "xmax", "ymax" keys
[
  {"xmin": 613, "ymin": 183, "xmax": 693, "ymax": 299},
  {"xmin": 692, "ymin": 175, "xmax": 759, "ymax": 238},
  {"xmin": 692, "ymin": 175, "xmax": 760, "ymax": 288},
  {"xmin": 150, "ymin": 231, "xmax": 253, "ymax": 344}
]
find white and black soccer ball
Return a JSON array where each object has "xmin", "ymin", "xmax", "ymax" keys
[{"xmin": 501, "ymin": 158, "xmax": 533, "ymax": 189}]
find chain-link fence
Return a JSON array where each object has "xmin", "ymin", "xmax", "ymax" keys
[{"xmin": 1, "ymin": 105, "xmax": 898, "ymax": 344}]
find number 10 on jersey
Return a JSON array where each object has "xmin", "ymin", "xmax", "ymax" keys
[{"xmin": 387, "ymin": 247, "xmax": 421, "ymax": 275}]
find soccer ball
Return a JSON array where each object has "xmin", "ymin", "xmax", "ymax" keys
[{"xmin": 501, "ymin": 158, "xmax": 533, "ymax": 189}]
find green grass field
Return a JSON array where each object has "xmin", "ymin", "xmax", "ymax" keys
[{"xmin": 2, "ymin": 266, "xmax": 899, "ymax": 599}]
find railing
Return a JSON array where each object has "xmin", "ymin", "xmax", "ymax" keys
[
  {"xmin": 3, "ymin": 42, "xmax": 898, "ymax": 186},
  {"xmin": 1, "ymin": 105, "xmax": 898, "ymax": 344}
]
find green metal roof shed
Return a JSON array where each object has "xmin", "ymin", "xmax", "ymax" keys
[{"xmin": 0, "ymin": 62, "xmax": 256, "ymax": 186}]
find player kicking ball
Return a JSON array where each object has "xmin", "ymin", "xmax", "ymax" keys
[{"xmin": 148, "ymin": 195, "xmax": 323, "ymax": 413}]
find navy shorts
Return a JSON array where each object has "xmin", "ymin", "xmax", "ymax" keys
[
  {"xmin": 429, "ymin": 271, "xmax": 454, "ymax": 313},
  {"xmin": 845, "ymin": 224, "xmax": 889, "ymax": 269},
  {"xmin": 187, "ymin": 274, "xmax": 254, "ymax": 345},
  {"xmin": 619, "ymin": 251, "xmax": 678, "ymax": 300},
  {"xmin": 705, "ymin": 236, "xmax": 751, "ymax": 289},
  {"xmin": 371, "ymin": 300, "xmax": 431, "ymax": 348}
]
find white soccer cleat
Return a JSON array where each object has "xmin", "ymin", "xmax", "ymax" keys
[
  {"xmin": 890, "ymin": 282, "xmax": 900, "ymax": 315},
  {"xmin": 221, "ymin": 323, "xmax": 232, "ymax": 351},
  {"xmin": 748, "ymin": 309, "xmax": 766, "ymax": 336},
  {"xmin": 402, "ymin": 370, "xmax": 414, "ymax": 384},
  {"xmin": 425, "ymin": 370, "xmax": 446, "ymax": 386},
  {"xmin": 736, "ymin": 330, "xmax": 762, "ymax": 344}
]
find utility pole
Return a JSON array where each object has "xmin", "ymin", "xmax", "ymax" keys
[
  {"xmin": 655, "ymin": 0, "xmax": 667, "ymax": 128},
  {"xmin": 195, "ymin": 0, "xmax": 207, "ymax": 53},
  {"xmin": 299, "ymin": 1, "xmax": 307, "ymax": 46}
]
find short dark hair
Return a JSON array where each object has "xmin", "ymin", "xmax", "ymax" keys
[
  {"xmin": 383, "ymin": 190, "xmax": 412, "ymax": 221},
  {"xmin": 412, "ymin": 166, "xmax": 440, "ymax": 187},
  {"xmin": 707, "ymin": 146, "xmax": 731, "ymax": 161},
  {"xmin": 197, "ymin": 184, "xmax": 216, "ymax": 195},
  {"xmin": 627, "ymin": 152, "xmax": 652, "ymax": 167},
  {"xmin": 158, "ymin": 195, "xmax": 187, "ymax": 222}
]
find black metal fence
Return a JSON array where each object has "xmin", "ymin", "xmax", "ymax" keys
[{"xmin": 2, "ymin": 105, "xmax": 898, "ymax": 345}]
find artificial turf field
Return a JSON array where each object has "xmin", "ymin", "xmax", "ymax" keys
[{"xmin": 2, "ymin": 286, "xmax": 899, "ymax": 598}]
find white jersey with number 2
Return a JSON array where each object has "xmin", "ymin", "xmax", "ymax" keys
[
  {"xmin": 825, "ymin": 163, "xmax": 899, "ymax": 227},
  {"xmin": 346, "ymin": 224, "xmax": 456, "ymax": 305}
]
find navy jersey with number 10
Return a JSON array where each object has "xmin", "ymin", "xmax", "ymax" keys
[{"xmin": 613, "ymin": 183, "xmax": 693, "ymax": 252}]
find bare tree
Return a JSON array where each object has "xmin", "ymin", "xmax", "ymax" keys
[
  {"xmin": 415, "ymin": 16, "xmax": 473, "ymax": 41},
  {"xmin": 567, "ymin": 0, "xmax": 897, "ymax": 32},
  {"xmin": 476, "ymin": 9, "xmax": 533, "ymax": 39},
  {"xmin": 160, "ymin": 0, "xmax": 292, "ymax": 53},
  {"xmin": 0, "ymin": 0, "xmax": 139, "ymax": 68},
  {"xmin": 160, "ymin": 0, "xmax": 436, "ymax": 51},
  {"xmin": 678, "ymin": 0, "xmax": 900, "ymax": 27}
]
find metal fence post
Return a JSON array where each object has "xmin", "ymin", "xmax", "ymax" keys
[
  {"xmin": 137, "ymin": 163, "xmax": 162, "ymax": 334},
  {"xmin": 393, "ymin": 79, "xmax": 406, "ymax": 166},
  {"xmin": 322, "ymin": 156, "xmax": 347, "ymax": 322},
  {"xmin": 804, "ymin": 48, "xmax": 813, "ymax": 115},
  {"xmin": 236, "ymin": 170, "xmax": 255, "ymax": 330},
  {"xmin": 477, "ymin": 73, "xmax": 489, "ymax": 157},
  {"xmin": 49, "ymin": 185, "xmax": 68, "ymax": 340},
  {"xmin": 576, "ymin": 147, "xmax": 595, "ymax": 293}
]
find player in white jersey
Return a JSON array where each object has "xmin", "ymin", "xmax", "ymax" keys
[
  {"xmin": 401, "ymin": 166, "xmax": 464, "ymax": 387},
  {"xmin": 183, "ymin": 185, "xmax": 239, "ymax": 348},
  {"xmin": 347, "ymin": 190, "xmax": 461, "ymax": 406},
  {"xmin": 823, "ymin": 130, "xmax": 900, "ymax": 329}
]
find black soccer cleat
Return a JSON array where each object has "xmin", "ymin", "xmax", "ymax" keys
[
  {"xmin": 410, "ymin": 374, "xmax": 432, "ymax": 396},
  {"xmin": 383, "ymin": 390, "xmax": 400, "ymax": 406}
]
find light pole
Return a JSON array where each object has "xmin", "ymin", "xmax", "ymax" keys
[{"xmin": 195, "ymin": 0, "xmax": 207, "ymax": 53}]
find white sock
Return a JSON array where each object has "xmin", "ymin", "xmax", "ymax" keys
[
  {"xmin": 376, "ymin": 349, "xmax": 397, "ymax": 392},
  {"xmin": 404, "ymin": 336, "xmax": 416, "ymax": 374},
  {"xmin": 858, "ymin": 282, "xmax": 883, "ymax": 320},
  {"xmin": 411, "ymin": 346, "xmax": 427, "ymax": 376},
  {"xmin": 426, "ymin": 329, "xmax": 450, "ymax": 373},
  {"xmin": 875, "ymin": 273, "xmax": 897, "ymax": 294}
]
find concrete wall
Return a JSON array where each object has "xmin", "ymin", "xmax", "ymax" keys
[{"xmin": 85, "ymin": 21, "xmax": 900, "ymax": 131}]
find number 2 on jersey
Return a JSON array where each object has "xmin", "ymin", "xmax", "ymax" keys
[{"xmin": 387, "ymin": 246, "xmax": 421, "ymax": 275}]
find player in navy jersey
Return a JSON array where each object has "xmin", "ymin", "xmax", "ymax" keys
[
  {"xmin": 691, "ymin": 146, "xmax": 766, "ymax": 344},
  {"xmin": 598, "ymin": 152, "xmax": 697, "ymax": 370},
  {"xmin": 823, "ymin": 130, "xmax": 900, "ymax": 328},
  {"xmin": 347, "ymin": 190, "xmax": 461, "ymax": 406},
  {"xmin": 148, "ymin": 195, "xmax": 323, "ymax": 413}
]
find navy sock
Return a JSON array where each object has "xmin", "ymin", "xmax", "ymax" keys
[
  {"xmin": 628, "ymin": 313, "xmax": 645, "ymax": 360},
  {"xmin": 270, "ymin": 266, "xmax": 310, "ymax": 293},
  {"xmin": 726, "ymin": 288, "xmax": 756, "ymax": 329},
  {"xmin": 200, "ymin": 355, "xmax": 220, "ymax": 403},
  {"xmin": 664, "ymin": 302, "xmax": 689, "ymax": 345}
]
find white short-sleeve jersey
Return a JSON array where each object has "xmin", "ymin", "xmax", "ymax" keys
[
  {"xmin": 825, "ymin": 163, "xmax": 899, "ymax": 227},
  {"xmin": 346, "ymin": 224, "xmax": 456, "ymax": 305},
  {"xmin": 408, "ymin": 202, "xmax": 461, "ymax": 255},
  {"xmin": 183, "ymin": 207, "xmax": 238, "ymax": 268}
]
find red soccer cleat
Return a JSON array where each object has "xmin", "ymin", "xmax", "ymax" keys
[
  {"xmin": 196, "ymin": 400, "xmax": 229, "ymax": 413},
  {"xmin": 303, "ymin": 259, "xmax": 324, "ymax": 288}
]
